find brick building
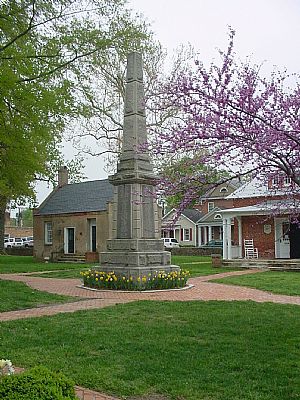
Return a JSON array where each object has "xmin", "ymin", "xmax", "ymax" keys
[
  {"xmin": 33, "ymin": 168, "xmax": 114, "ymax": 262},
  {"xmin": 220, "ymin": 179, "xmax": 300, "ymax": 259},
  {"xmin": 162, "ymin": 181, "xmax": 241, "ymax": 247},
  {"xmin": 4, "ymin": 211, "xmax": 33, "ymax": 239}
]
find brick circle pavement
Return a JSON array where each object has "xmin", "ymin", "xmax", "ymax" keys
[
  {"xmin": 2, "ymin": 269, "xmax": 300, "ymax": 322},
  {"xmin": 2, "ymin": 268, "xmax": 300, "ymax": 399}
]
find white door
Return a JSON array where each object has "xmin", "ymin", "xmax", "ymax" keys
[
  {"xmin": 88, "ymin": 219, "xmax": 97, "ymax": 252},
  {"xmin": 64, "ymin": 227, "xmax": 75, "ymax": 254},
  {"xmin": 275, "ymin": 218, "xmax": 290, "ymax": 258}
]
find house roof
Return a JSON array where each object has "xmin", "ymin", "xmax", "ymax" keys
[
  {"xmin": 162, "ymin": 208, "xmax": 203, "ymax": 225},
  {"xmin": 225, "ymin": 178, "xmax": 294, "ymax": 199},
  {"xmin": 197, "ymin": 207, "xmax": 223, "ymax": 223},
  {"xmin": 201, "ymin": 179, "xmax": 243, "ymax": 200},
  {"xmin": 181, "ymin": 208, "xmax": 203, "ymax": 223},
  {"xmin": 36, "ymin": 179, "xmax": 114, "ymax": 215},
  {"xmin": 220, "ymin": 199, "xmax": 300, "ymax": 216}
]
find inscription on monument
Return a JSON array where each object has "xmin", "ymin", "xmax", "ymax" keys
[
  {"xmin": 117, "ymin": 184, "xmax": 132, "ymax": 238},
  {"xmin": 142, "ymin": 185, "xmax": 155, "ymax": 238}
]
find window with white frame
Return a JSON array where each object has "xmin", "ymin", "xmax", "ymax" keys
[
  {"xmin": 184, "ymin": 228, "xmax": 190, "ymax": 241},
  {"xmin": 272, "ymin": 176, "xmax": 280, "ymax": 187},
  {"xmin": 220, "ymin": 187, "xmax": 228, "ymax": 193},
  {"xmin": 208, "ymin": 202, "xmax": 215, "ymax": 212},
  {"xmin": 45, "ymin": 222, "xmax": 53, "ymax": 244},
  {"xmin": 283, "ymin": 176, "xmax": 291, "ymax": 186}
]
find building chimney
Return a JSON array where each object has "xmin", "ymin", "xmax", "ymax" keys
[{"xmin": 58, "ymin": 166, "xmax": 68, "ymax": 187}]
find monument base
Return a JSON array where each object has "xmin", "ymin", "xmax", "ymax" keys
[
  {"xmin": 99, "ymin": 239, "xmax": 180, "ymax": 278},
  {"xmin": 95, "ymin": 264, "xmax": 180, "ymax": 279}
]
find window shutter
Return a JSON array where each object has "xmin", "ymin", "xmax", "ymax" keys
[
  {"xmin": 190, "ymin": 228, "xmax": 192, "ymax": 241},
  {"xmin": 181, "ymin": 229, "xmax": 183, "ymax": 241}
]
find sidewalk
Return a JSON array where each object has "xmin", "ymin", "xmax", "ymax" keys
[{"xmin": 1, "ymin": 269, "xmax": 300, "ymax": 323}]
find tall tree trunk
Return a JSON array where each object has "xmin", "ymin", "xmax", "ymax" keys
[{"xmin": 0, "ymin": 196, "xmax": 8, "ymax": 254}]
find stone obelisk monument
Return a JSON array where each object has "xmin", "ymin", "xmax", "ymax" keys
[{"xmin": 100, "ymin": 52, "xmax": 179, "ymax": 277}]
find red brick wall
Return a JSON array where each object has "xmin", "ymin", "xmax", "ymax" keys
[
  {"xmin": 5, "ymin": 226, "xmax": 33, "ymax": 238},
  {"xmin": 232, "ymin": 197, "xmax": 266, "ymax": 208},
  {"xmin": 195, "ymin": 198, "xmax": 234, "ymax": 214},
  {"xmin": 241, "ymin": 215, "xmax": 275, "ymax": 259}
]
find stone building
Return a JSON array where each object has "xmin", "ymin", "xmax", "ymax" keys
[{"xmin": 33, "ymin": 168, "xmax": 114, "ymax": 262}]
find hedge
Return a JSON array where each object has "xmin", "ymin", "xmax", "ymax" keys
[{"xmin": 0, "ymin": 366, "xmax": 76, "ymax": 400}]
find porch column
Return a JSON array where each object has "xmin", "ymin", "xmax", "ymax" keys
[
  {"xmin": 227, "ymin": 217, "xmax": 232, "ymax": 260},
  {"xmin": 204, "ymin": 226, "xmax": 208, "ymax": 244},
  {"xmin": 174, "ymin": 228, "xmax": 178, "ymax": 240},
  {"xmin": 198, "ymin": 226, "xmax": 202, "ymax": 247},
  {"xmin": 208, "ymin": 226, "xmax": 212, "ymax": 242},
  {"xmin": 237, "ymin": 216, "xmax": 242, "ymax": 258},
  {"xmin": 222, "ymin": 219, "xmax": 228, "ymax": 259}
]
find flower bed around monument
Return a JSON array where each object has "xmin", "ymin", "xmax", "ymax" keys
[{"xmin": 80, "ymin": 269, "xmax": 190, "ymax": 291}]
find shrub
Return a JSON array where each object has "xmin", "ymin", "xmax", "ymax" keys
[
  {"xmin": 81, "ymin": 269, "xmax": 190, "ymax": 291},
  {"xmin": 0, "ymin": 366, "xmax": 76, "ymax": 400}
]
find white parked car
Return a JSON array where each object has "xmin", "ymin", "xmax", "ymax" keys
[
  {"xmin": 4, "ymin": 238, "xmax": 11, "ymax": 248},
  {"xmin": 4, "ymin": 237, "xmax": 23, "ymax": 248},
  {"xmin": 163, "ymin": 238, "xmax": 180, "ymax": 248},
  {"xmin": 22, "ymin": 237, "xmax": 34, "ymax": 247}
]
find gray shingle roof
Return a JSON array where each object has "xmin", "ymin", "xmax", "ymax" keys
[
  {"xmin": 36, "ymin": 179, "xmax": 114, "ymax": 215},
  {"xmin": 182, "ymin": 208, "xmax": 203, "ymax": 223}
]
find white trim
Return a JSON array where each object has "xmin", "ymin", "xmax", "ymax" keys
[
  {"xmin": 274, "ymin": 218, "xmax": 290, "ymax": 259},
  {"xmin": 183, "ymin": 228, "xmax": 191, "ymax": 241},
  {"xmin": 214, "ymin": 213, "xmax": 222, "ymax": 220},
  {"xmin": 161, "ymin": 208, "xmax": 176, "ymax": 221},
  {"xmin": 208, "ymin": 201, "xmax": 215, "ymax": 212},
  {"xmin": 64, "ymin": 227, "xmax": 76, "ymax": 254},
  {"xmin": 44, "ymin": 222, "xmax": 53, "ymax": 245},
  {"xmin": 198, "ymin": 226, "xmax": 202, "ymax": 246},
  {"xmin": 89, "ymin": 219, "xmax": 97, "ymax": 252},
  {"xmin": 162, "ymin": 209, "xmax": 197, "ymax": 226},
  {"xmin": 220, "ymin": 187, "xmax": 228, "ymax": 193},
  {"xmin": 237, "ymin": 216, "xmax": 242, "ymax": 258},
  {"xmin": 197, "ymin": 207, "xmax": 222, "ymax": 223}
]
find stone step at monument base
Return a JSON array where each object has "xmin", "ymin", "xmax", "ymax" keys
[
  {"xmin": 100, "ymin": 250, "xmax": 171, "ymax": 268},
  {"xmin": 106, "ymin": 238, "xmax": 165, "ymax": 252},
  {"xmin": 95, "ymin": 264, "xmax": 180, "ymax": 278}
]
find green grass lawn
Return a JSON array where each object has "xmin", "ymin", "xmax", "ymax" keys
[
  {"xmin": 172, "ymin": 255, "xmax": 239, "ymax": 276},
  {"xmin": 29, "ymin": 255, "xmax": 239, "ymax": 279},
  {"xmin": 1, "ymin": 301, "xmax": 300, "ymax": 400},
  {"xmin": 0, "ymin": 280, "xmax": 77, "ymax": 312},
  {"xmin": 213, "ymin": 270, "xmax": 300, "ymax": 296},
  {"xmin": 0, "ymin": 255, "xmax": 88, "ymax": 274}
]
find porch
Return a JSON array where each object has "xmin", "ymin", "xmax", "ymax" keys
[
  {"xmin": 222, "ymin": 258, "xmax": 300, "ymax": 271},
  {"xmin": 220, "ymin": 201, "xmax": 299, "ymax": 260}
]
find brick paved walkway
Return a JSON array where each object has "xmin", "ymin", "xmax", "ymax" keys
[
  {"xmin": 3, "ymin": 268, "xmax": 300, "ymax": 399},
  {"xmin": 2, "ymin": 269, "xmax": 300, "ymax": 316}
]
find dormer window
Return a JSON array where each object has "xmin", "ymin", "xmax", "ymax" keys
[
  {"xmin": 270, "ymin": 175, "xmax": 292, "ymax": 188},
  {"xmin": 214, "ymin": 214, "xmax": 222, "ymax": 220},
  {"xmin": 220, "ymin": 187, "xmax": 228, "ymax": 193},
  {"xmin": 272, "ymin": 176, "xmax": 280, "ymax": 186}
]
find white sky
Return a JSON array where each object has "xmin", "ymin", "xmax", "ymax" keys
[{"xmin": 35, "ymin": 0, "xmax": 300, "ymax": 204}]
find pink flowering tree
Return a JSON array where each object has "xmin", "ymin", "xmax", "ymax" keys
[{"xmin": 148, "ymin": 29, "xmax": 300, "ymax": 210}]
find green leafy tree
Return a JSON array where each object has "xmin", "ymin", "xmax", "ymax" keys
[
  {"xmin": 158, "ymin": 153, "xmax": 229, "ymax": 212},
  {"xmin": 21, "ymin": 208, "xmax": 33, "ymax": 227},
  {"xmin": 68, "ymin": 43, "xmax": 197, "ymax": 174},
  {"xmin": 0, "ymin": 0, "xmax": 158, "ymax": 251}
]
